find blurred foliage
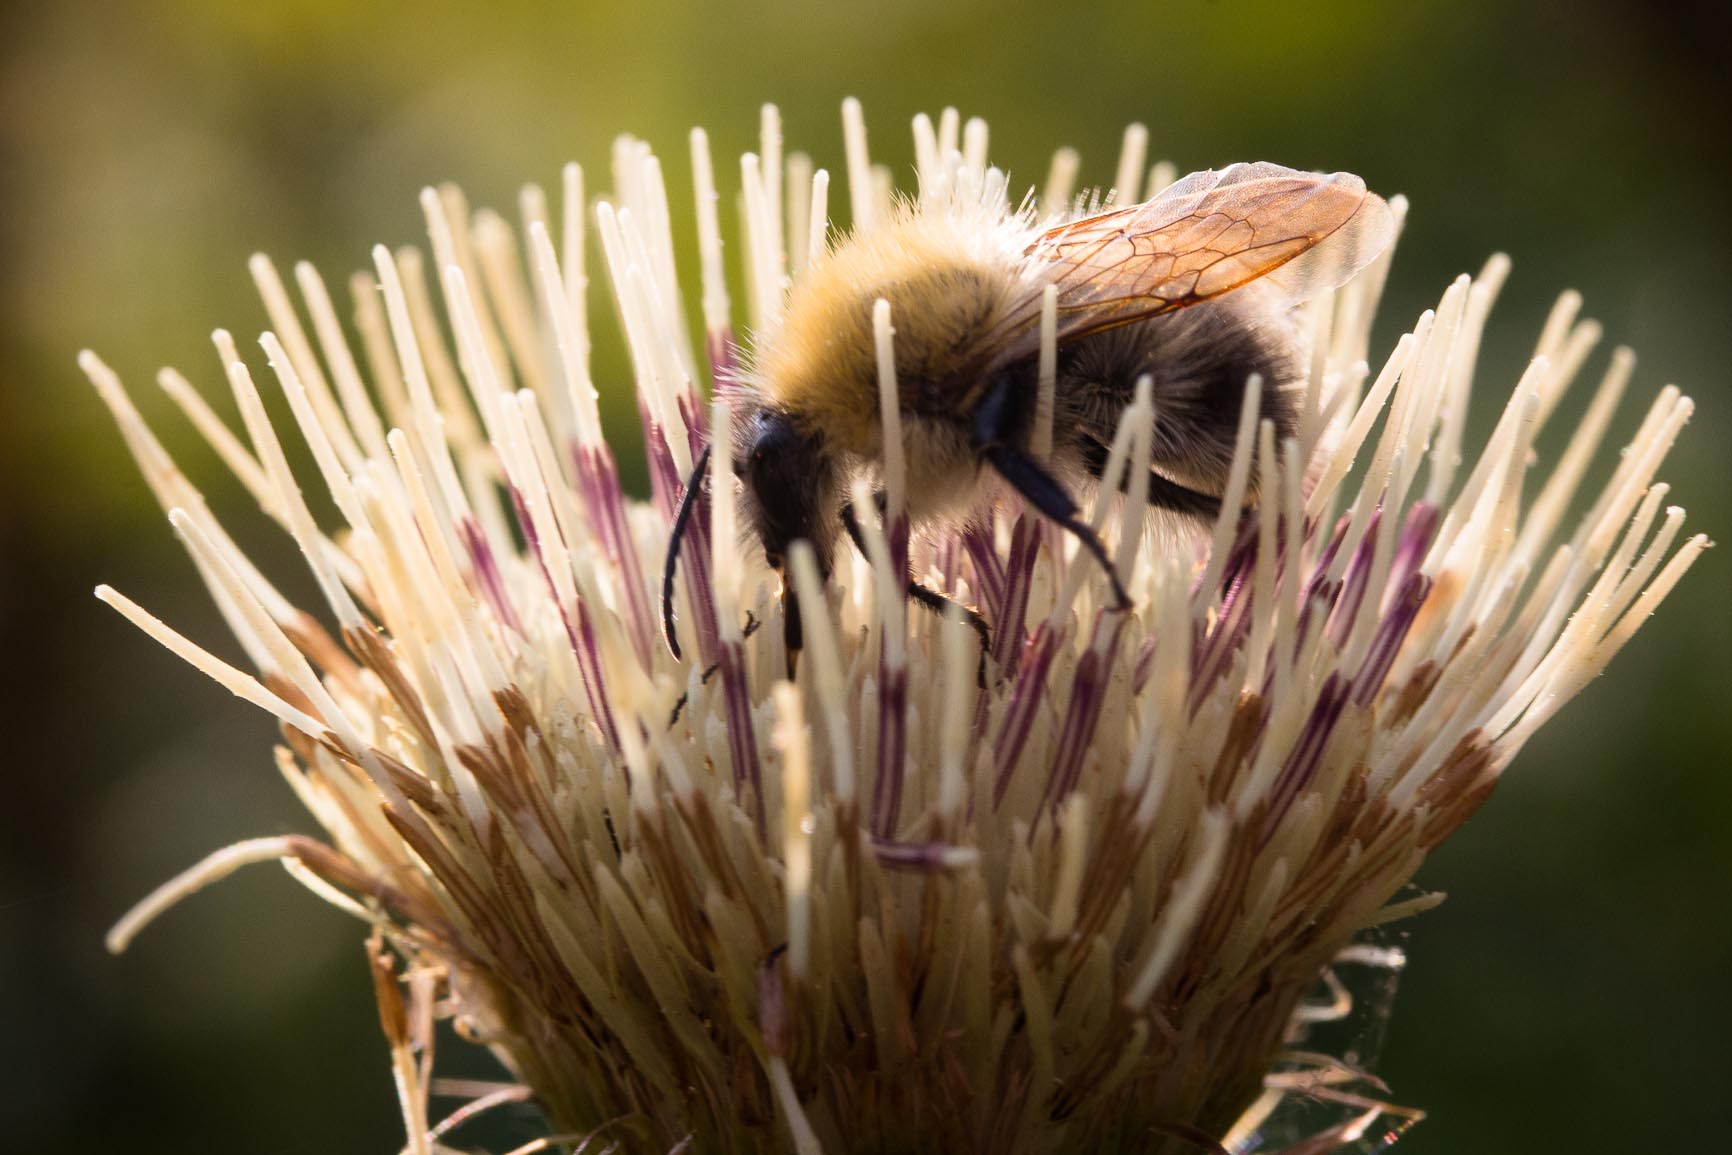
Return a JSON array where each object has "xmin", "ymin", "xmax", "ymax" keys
[{"xmin": 2, "ymin": 1, "xmax": 1728, "ymax": 1152}]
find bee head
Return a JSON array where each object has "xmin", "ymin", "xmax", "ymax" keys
[{"xmin": 740, "ymin": 407, "xmax": 838, "ymax": 581}]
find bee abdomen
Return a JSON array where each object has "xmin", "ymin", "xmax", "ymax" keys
[{"xmin": 1056, "ymin": 298, "xmax": 1301, "ymax": 496}]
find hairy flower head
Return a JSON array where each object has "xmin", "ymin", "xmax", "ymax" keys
[{"xmin": 90, "ymin": 102, "xmax": 1706, "ymax": 1154}]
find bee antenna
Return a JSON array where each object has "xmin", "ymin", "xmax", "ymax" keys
[{"xmin": 661, "ymin": 443, "xmax": 714, "ymax": 660}]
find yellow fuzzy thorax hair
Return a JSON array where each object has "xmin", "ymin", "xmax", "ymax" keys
[{"xmin": 749, "ymin": 202, "xmax": 1031, "ymax": 454}]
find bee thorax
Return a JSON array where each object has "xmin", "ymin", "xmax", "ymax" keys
[{"xmin": 892, "ymin": 417, "xmax": 985, "ymax": 522}]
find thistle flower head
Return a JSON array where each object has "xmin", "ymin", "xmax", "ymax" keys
[{"xmin": 91, "ymin": 103, "xmax": 1706, "ymax": 1154}]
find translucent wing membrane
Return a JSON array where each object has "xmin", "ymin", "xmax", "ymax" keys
[{"xmin": 984, "ymin": 162, "xmax": 1395, "ymax": 368}]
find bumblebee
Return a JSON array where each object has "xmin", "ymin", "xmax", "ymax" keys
[{"xmin": 665, "ymin": 161, "xmax": 1394, "ymax": 660}]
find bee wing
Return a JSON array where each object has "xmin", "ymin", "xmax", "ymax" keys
[{"xmin": 983, "ymin": 163, "xmax": 1395, "ymax": 369}]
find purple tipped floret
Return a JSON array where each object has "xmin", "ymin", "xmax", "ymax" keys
[
  {"xmin": 871, "ymin": 514, "xmax": 913, "ymax": 839},
  {"xmin": 963, "ymin": 523, "xmax": 1008, "ymax": 620},
  {"xmin": 869, "ymin": 838, "xmax": 974, "ymax": 872},
  {"xmin": 716, "ymin": 639, "xmax": 765, "ymax": 842},
  {"xmin": 992, "ymin": 514, "xmax": 1042, "ymax": 673},
  {"xmin": 460, "ymin": 517, "xmax": 525, "ymax": 637},
  {"xmin": 511, "ymin": 485, "xmax": 620, "ymax": 748},
  {"xmin": 1326, "ymin": 508, "xmax": 1383, "ymax": 649},
  {"xmin": 1382, "ymin": 503, "xmax": 1439, "ymax": 615},
  {"xmin": 1261, "ymin": 673, "xmax": 1350, "ymax": 846},
  {"xmin": 872, "ymin": 665, "xmax": 908, "ymax": 839},
  {"xmin": 573, "ymin": 443, "xmax": 656, "ymax": 669},
  {"xmin": 992, "ymin": 621, "xmax": 1064, "ymax": 807},
  {"xmin": 1041, "ymin": 612, "xmax": 1128, "ymax": 821},
  {"xmin": 1352, "ymin": 572, "xmax": 1432, "ymax": 708}
]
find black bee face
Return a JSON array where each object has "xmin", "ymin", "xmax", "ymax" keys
[{"xmin": 741, "ymin": 407, "xmax": 835, "ymax": 578}]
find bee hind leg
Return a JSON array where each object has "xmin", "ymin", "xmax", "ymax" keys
[
  {"xmin": 781, "ymin": 586, "xmax": 802, "ymax": 680},
  {"xmin": 1076, "ymin": 433, "xmax": 1222, "ymax": 522},
  {"xmin": 969, "ymin": 375, "xmax": 1132, "ymax": 611},
  {"xmin": 979, "ymin": 444, "xmax": 1132, "ymax": 611}
]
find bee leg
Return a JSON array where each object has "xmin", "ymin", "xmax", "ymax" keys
[
  {"xmin": 970, "ymin": 373, "xmax": 1132, "ymax": 610},
  {"xmin": 839, "ymin": 502, "xmax": 994, "ymax": 682},
  {"xmin": 661, "ymin": 444, "xmax": 713, "ymax": 660},
  {"xmin": 906, "ymin": 583, "xmax": 993, "ymax": 688},
  {"xmin": 1077, "ymin": 433, "xmax": 1222, "ymax": 521},
  {"xmin": 980, "ymin": 444, "xmax": 1132, "ymax": 610},
  {"xmin": 782, "ymin": 584, "xmax": 803, "ymax": 680}
]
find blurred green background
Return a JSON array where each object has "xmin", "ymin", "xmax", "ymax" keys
[{"xmin": 2, "ymin": 1, "xmax": 1728, "ymax": 1151}]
